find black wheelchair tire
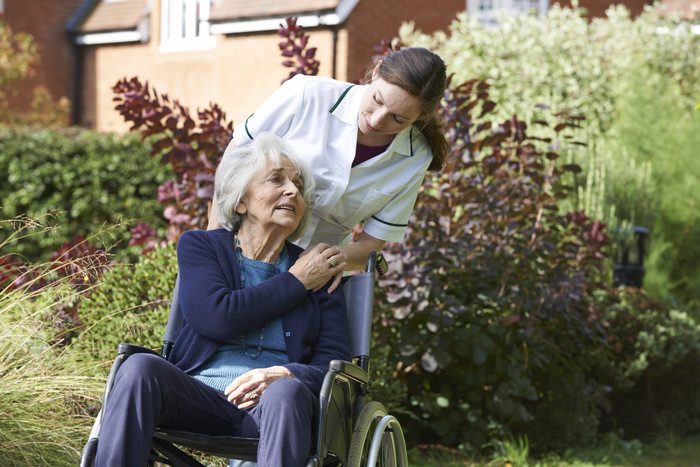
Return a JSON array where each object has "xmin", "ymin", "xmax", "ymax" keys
[{"xmin": 347, "ymin": 401, "xmax": 404, "ymax": 467}]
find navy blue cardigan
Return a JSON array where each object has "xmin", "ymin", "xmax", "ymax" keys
[{"xmin": 170, "ymin": 228, "xmax": 351, "ymax": 396}]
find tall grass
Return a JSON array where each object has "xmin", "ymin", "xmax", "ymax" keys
[{"xmin": 0, "ymin": 216, "xmax": 105, "ymax": 465}]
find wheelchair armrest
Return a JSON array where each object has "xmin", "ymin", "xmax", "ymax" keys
[
  {"xmin": 79, "ymin": 437, "xmax": 98, "ymax": 467},
  {"xmin": 328, "ymin": 359, "xmax": 369, "ymax": 385},
  {"xmin": 117, "ymin": 343, "xmax": 162, "ymax": 357}
]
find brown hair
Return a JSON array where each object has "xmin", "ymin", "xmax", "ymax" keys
[{"xmin": 366, "ymin": 47, "xmax": 449, "ymax": 171}]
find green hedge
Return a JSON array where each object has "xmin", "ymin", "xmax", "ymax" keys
[{"xmin": 0, "ymin": 126, "xmax": 172, "ymax": 262}]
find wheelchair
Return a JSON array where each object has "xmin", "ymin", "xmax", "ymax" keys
[{"xmin": 80, "ymin": 251, "xmax": 408, "ymax": 467}]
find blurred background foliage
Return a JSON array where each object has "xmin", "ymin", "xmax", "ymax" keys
[
  {"xmin": 400, "ymin": 4, "xmax": 700, "ymax": 309},
  {"xmin": 0, "ymin": 127, "xmax": 172, "ymax": 263}
]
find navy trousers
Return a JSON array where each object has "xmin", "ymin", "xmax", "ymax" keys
[{"xmin": 94, "ymin": 353, "xmax": 316, "ymax": 467}]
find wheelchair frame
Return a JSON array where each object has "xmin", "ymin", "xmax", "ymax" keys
[{"xmin": 80, "ymin": 251, "xmax": 407, "ymax": 467}]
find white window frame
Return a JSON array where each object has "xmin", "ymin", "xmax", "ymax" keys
[
  {"xmin": 467, "ymin": 0, "xmax": 549, "ymax": 26},
  {"xmin": 160, "ymin": 0, "xmax": 215, "ymax": 52}
]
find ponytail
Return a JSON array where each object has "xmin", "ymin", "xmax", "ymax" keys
[
  {"xmin": 418, "ymin": 113, "xmax": 449, "ymax": 171},
  {"xmin": 374, "ymin": 47, "xmax": 449, "ymax": 171}
]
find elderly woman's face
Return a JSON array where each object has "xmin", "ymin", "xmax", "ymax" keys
[{"xmin": 236, "ymin": 156, "xmax": 306, "ymax": 234}]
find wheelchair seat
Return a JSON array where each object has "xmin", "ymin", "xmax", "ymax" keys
[{"xmin": 80, "ymin": 251, "xmax": 406, "ymax": 467}]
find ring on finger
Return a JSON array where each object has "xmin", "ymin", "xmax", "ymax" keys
[
  {"xmin": 249, "ymin": 391, "xmax": 258, "ymax": 400},
  {"xmin": 330, "ymin": 258, "xmax": 337, "ymax": 267}
]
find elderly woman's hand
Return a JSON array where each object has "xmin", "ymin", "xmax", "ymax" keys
[
  {"xmin": 225, "ymin": 366, "xmax": 293, "ymax": 409},
  {"xmin": 289, "ymin": 243, "xmax": 346, "ymax": 290}
]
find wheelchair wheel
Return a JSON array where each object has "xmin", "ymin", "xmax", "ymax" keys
[{"xmin": 347, "ymin": 401, "xmax": 408, "ymax": 467}]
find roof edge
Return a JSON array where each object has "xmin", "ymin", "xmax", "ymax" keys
[
  {"xmin": 210, "ymin": 0, "xmax": 360, "ymax": 34},
  {"xmin": 65, "ymin": 0, "xmax": 101, "ymax": 33},
  {"xmin": 68, "ymin": 0, "xmax": 153, "ymax": 45},
  {"xmin": 74, "ymin": 29, "xmax": 144, "ymax": 45}
]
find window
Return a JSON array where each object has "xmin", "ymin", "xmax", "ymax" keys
[
  {"xmin": 161, "ymin": 0, "xmax": 215, "ymax": 51},
  {"xmin": 467, "ymin": 0, "xmax": 549, "ymax": 26}
]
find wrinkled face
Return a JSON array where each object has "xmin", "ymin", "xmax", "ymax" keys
[
  {"xmin": 358, "ymin": 76, "xmax": 422, "ymax": 139},
  {"xmin": 236, "ymin": 156, "xmax": 306, "ymax": 234}
]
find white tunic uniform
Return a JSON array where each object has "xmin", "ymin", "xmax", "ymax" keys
[{"xmin": 232, "ymin": 74, "xmax": 433, "ymax": 248}]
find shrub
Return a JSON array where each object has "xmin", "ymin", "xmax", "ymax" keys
[
  {"xmin": 68, "ymin": 242, "xmax": 178, "ymax": 375},
  {"xmin": 597, "ymin": 288, "xmax": 700, "ymax": 440},
  {"xmin": 111, "ymin": 78, "xmax": 232, "ymax": 243},
  {"xmin": 405, "ymin": 5, "xmax": 699, "ymax": 134},
  {"xmin": 602, "ymin": 63, "xmax": 700, "ymax": 309},
  {"xmin": 0, "ymin": 126, "xmax": 172, "ymax": 262},
  {"xmin": 1, "ymin": 216, "xmax": 115, "ymax": 348},
  {"xmin": 372, "ymin": 78, "xmax": 611, "ymax": 454},
  {"xmin": 278, "ymin": 17, "xmax": 320, "ymax": 82},
  {"xmin": 400, "ymin": 4, "xmax": 700, "ymax": 309},
  {"xmin": 369, "ymin": 74, "xmax": 700, "ymax": 455}
]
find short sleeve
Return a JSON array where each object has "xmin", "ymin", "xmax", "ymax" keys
[
  {"xmin": 232, "ymin": 75, "xmax": 306, "ymax": 146},
  {"xmin": 361, "ymin": 155, "xmax": 431, "ymax": 243}
]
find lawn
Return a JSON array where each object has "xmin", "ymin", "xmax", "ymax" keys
[{"xmin": 409, "ymin": 432, "xmax": 700, "ymax": 466}]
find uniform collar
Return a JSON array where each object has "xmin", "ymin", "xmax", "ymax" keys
[
  {"xmin": 390, "ymin": 126, "xmax": 415, "ymax": 157},
  {"xmin": 329, "ymin": 84, "xmax": 364, "ymax": 125}
]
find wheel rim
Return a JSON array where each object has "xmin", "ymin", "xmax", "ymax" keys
[{"xmin": 347, "ymin": 401, "xmax": 407, "ymax": 467}]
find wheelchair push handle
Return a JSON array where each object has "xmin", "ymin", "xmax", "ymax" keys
[{"xmin": 367, "ymin": 251, "xmax": 387, "ymax": 276}]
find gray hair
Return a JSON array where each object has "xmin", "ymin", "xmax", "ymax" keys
[{"xmin": 215, "ymin": 132, "xmax": 315, "ymax": 241}]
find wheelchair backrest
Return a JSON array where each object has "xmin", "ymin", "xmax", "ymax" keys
[
  {"xmin": 342, "ymin": 271, "xmax": 374, "ymax": 361},
  {"xmin": 162, "ymin": 252, "xmax": 383, "ymax": 362}
]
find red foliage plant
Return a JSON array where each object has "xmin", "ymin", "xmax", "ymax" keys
[
  {"xmin": 112, "ymin": 77, "xmax": 233, "ymax": 243},
  {"xmin": 1, "ymin": 234, "xmax": 112, "ymax": 347},
  {"xmin": 372, "ymin": 76, "xmax": 613, "ymax": 451},
  {"xmin": 113, "ymin": 17, "xmax": 322, "ymax": 247},
  {"xmin": 278, "ymin": 17, "xmax": 320, "ymax": 83}
]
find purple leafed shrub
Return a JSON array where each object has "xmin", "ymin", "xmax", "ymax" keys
[
  {"xmin": 113, "ymin": 18, "xmax": 321, "ymax": 246},
  {"xmin": 1, "ymin": 234, "xmax": 112, "ymax": 347},
  {"xmin": 112, "ymin": 77, "xmax": 233, "ymax": 243},
  {"xmin": 372, "ymin": 77, "xmax": 612, "ymax": 452},
  {"xmin": 278, "ymin": 17, "xmax": 320, "ymax": 83}
]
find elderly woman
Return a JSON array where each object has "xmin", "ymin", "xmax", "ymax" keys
[{"xmin": 94, "ymin": 133, "xmax": 351, "ymax": 467}]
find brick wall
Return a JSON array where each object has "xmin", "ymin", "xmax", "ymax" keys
[
  {"xmin": 82, "ymin": 0, "xmax": 464, "ymax": 132},
  {"xmin": 557, "ymin": 0, "xmax": 651, "ymax": 18},
  {"xmin": 80, "ymin": 24, "xmax": 338, "ymax": 131},
  {"xmin": 3, "ymin": 0, "xmax": 84, "ymax": 116},
  {"xmin": 345, "ymin": 0, "xmax": 465, "ymax": 82}
]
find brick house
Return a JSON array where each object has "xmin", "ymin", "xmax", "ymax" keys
[
  {"xmin": 2, "ymin": 0, "xmax": 698, "ymax": 133},
  {"xmin": 3, "ymin": 0, "xmax": 465, "ymax": 132}
]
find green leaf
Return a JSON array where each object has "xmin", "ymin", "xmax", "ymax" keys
[
  {"xmin": 473, "ymin": 347, "xmax": 487, "ymax": 365},
  {"xmin": 436, "ymin": 396, "xmax": 450, "ymax": 408}
]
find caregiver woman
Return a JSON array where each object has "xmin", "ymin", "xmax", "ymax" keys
[{"xmin": 209, "ymin": 47, "xmax": 449, "ymax": 288}]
